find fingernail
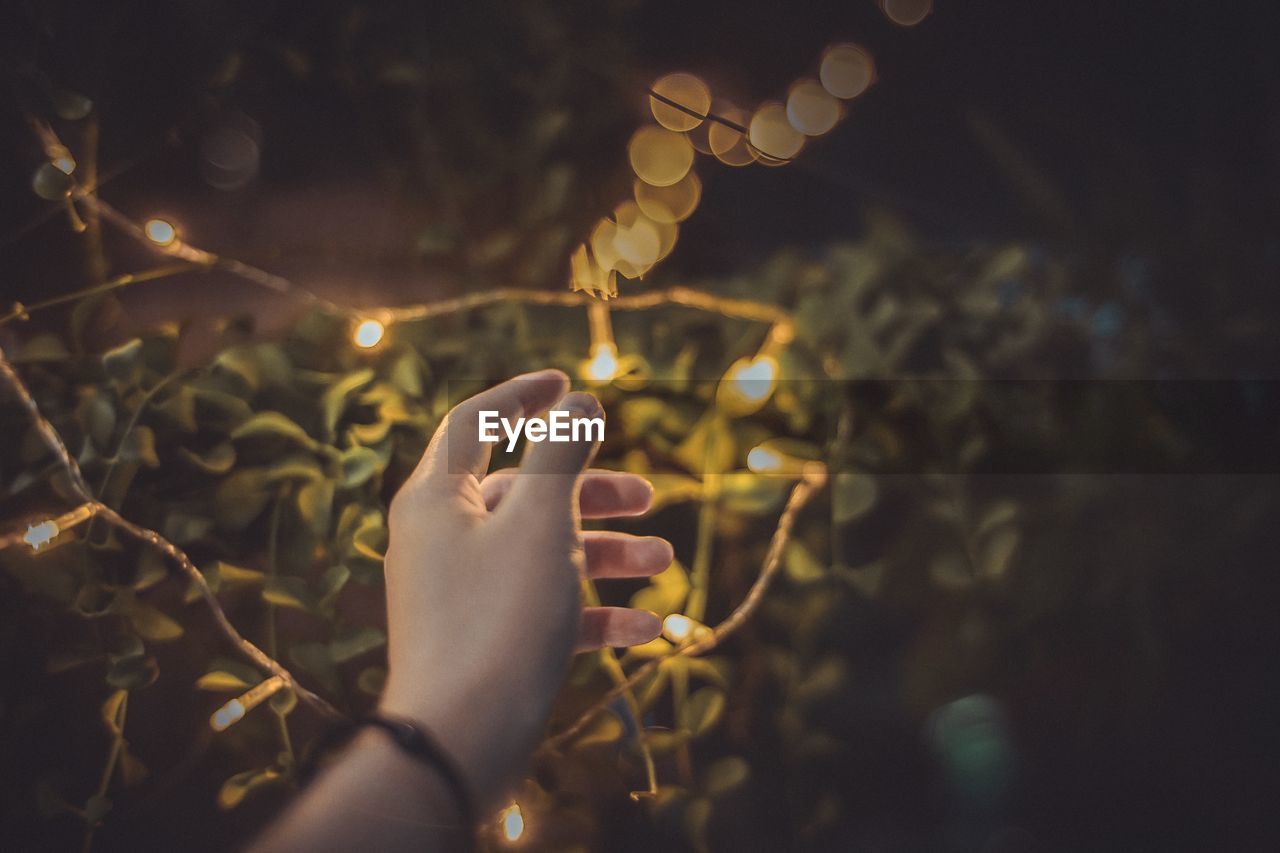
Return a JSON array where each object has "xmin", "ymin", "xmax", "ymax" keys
[{"xmin": 561, "ymin": 391, "xmax": 601, "ymax": 419}]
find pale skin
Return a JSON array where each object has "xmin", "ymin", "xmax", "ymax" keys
[{"xmin": 252, "ymin": 370, "xmax": 669, "ymax": 851}]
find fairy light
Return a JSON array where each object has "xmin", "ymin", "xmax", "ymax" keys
[
  {"xmin": 499, "ymin": 803, "xmax": 525, "ymax": 843},
  {"xmin": 210, "ymin": 674, "xmax": 287, "ymax": 731},
  {"xmin": 662, "ymin": 613, "xmax": 711, "ymax": 645},
  {"xmin": 22, "ymin": 504, "xmax": 96, "ymax": 552},
  {"xmin": 747, "ymin": 445, "xmax": 784, "ymax": 474},
  {"xmin": 52, "ymin": 155, "xmax": 76, "ymax": 175},
  {"xmin": 143, "ymin": 218, "xmax": 177, "ymax": 247},
  {"xmin": 353, "ymin": 318, "xmax": 386, "ymax": 349},
  {"xmin": 582, "ymin": 301, "xmax": 620, "ymax": 382}
]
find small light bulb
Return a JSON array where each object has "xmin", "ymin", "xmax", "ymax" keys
[
  {"xmin": 52, "ymin": 156, "xmax": 76, "ymax": 175},
  {"xmin": 663, "ymin": 613, "xmax": 693, "ymax": 643},
  {"xmin": 353, "ymin": 319, "xmax": 385, "ymax": 349},
  {"xmin": 23, "ymin": 520, "xmax": 59, "ymax": 551},
  {"xmin": 144, "ymin": 218, "xmax": 177, "ymax": 246},
  {"xmin": 727, "ymin": 355, "xmax": 778, "ymax": 404},
  {"xmin": 499, "ymin": 803, "xmax": 524, "ymax": 842},
  {"xmin": 747, "ymin": 446, "xmax": 783, "ymax": 473},
  {"xmin": 211, "ymin": 699, "xmax": 246, "ymax": 731},
  {"xmin": 584, "ymin": 342, "xmax": 619, "ymax": 382}
]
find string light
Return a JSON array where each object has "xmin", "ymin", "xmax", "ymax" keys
[
  {"xmin": 353, "ymin": 318, "xmax": 386, "ymax": 349},
  {"xmin": 498, "ymin": 803, "xmax": 525, "ymax": 843},
  {"xmin": 582, "ymin": 301, "xmax": 620, "ymax": 382},
  {"xmin": 23, "ymin": 503, "xmax": 96, "ymax": 551},
  {"xmin": 649, "ymin": 73, "xmax": 711, "ymax": 132},
  {"xmin": 746, "ymin": 445, "xmax": 784, "ymax": 474},
  {"xmin": 52, "ymin": 155, "xmax": 76, "ymax": 175},
  {"xmin": 819, "ymin": 44, "xmax": 876, "ymax": 100},
  {"xmin": 748, "ymin": 102, "xmax": 805, "ymax": 161},
  {"xmin": 210, "ymin": 675, "xmax": 287, "ymax": 731},
  {"xmin": 746, "ymin": 441, "xmax": 826, "ymax": 478},
  {"xmin": 143, "ymin": 218, "xmax": 177, "ymax": 247},
  {"xmin": 662, "ymin": 613, "xmax": 711, "ymax": 645},
  {"xmin": 628, "ymin": 126, "xmax": 694, "ymax": 187},
  {"xmin": 786, "ymin": 79, "xmax": 842, "ymax": 137}
]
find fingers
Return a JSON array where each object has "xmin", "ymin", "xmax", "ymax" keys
[
  {"xmin": 575, "ymin": 607, "xmax": 662, "ymax": 652},
  {"xmin": 582, "ymin": 532, "xmax": 672, "ymax": 579},
  {"xmin": 412, "ymin": 370, "xmax": 568, "ymax": 487},
  {"xmin": 500, "ymin": 391, "xmax": 604, "ymax": 516},
  {"xmin": 481, "ymin": 469, "xmax": 654, "ymax": 518}
]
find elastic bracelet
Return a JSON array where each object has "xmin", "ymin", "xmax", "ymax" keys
[{"xmin": 300, "ymin": 712, "xmax": 477, "ymax": 842}]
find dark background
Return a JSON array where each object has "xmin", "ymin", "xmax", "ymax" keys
[{"xmin": 3, "ymin": 1, "xmax": 1279, "ymax": 851}]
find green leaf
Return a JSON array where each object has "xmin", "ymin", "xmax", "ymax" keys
[
  {"xmin": 230, "ymin": 411, "xmax": 316, "ymax": 451},
  {"xmin": 101, "ymin": 690, "xmax": 127, "ymax": 735},
  {"xmin": 322, "ymin": 369, "xmax": 376, "ymax": 439},
  {"xmin": 155, "ymin": 385, "xmax": 198, "ymax": 432},
  {"xmin": 630, "ymin": 559, "xmax": 688, "ymax": 618},
  {"xmin": 123, "ymin": 598, "xmax": 184, "ymax": 642},
  {"xmin": 981, "ymin": 527, "xmax": 1019, "ymax": 579},
  {"xmin": 163, "ymin": 511, "xmax": 213, "ymax": 545},
  {"xmin": 106, "ymin": 652, "xmax": 159, "ymax": 691},
  {"xmin": 575, "ymin": 711, "xmax": 625, "ymax": 748},
  {"xmin": 387, "ymin": 350, "xmax": 426, "ymax": 397},
  {"xmin": 329, "ymin": 625, "xmax": 386, "ymax": 663},
  {"xmin": 317, "ymin": 564, "xmax": 350, "ymax": 609},
  {"xmin": 703, "ymin": 756, "xmax": 750, "ymax": 798},
  {"xmin": 679, "ymin": 687, "xmax": 726, "ymax": 737},
  {"xmin": 833, "ymin": 471, "xmax": 878, "ymax": 524},
  {"xmin": 14, "ymin": 333, "xmax": 71, "ymax": 363},
  {"xmin": 84, "ymin": 794, "xmax": 112, "ymax": 825},
  {"xmin": 196, "ymin": 671, "xmax": 253, "ymax": 692},
  {"xmin": 717, "ymin": 473, "xmax": 789, "ymax": 515},
  {"xmin": 289, "ymin": 642, "xmax": 339, "ymax": 693},
  {"xmin": 179, "ymin": 442, "xmax": 236, "ymax": 474},
  {"xmin": 214, "ymin": 469, "xmax": 275, "ymax": 530},
  {"xmin": 263, "ymin": 576, "xmax": 314, "ymax": 612},
  {"xmin": 31, "ymin": 162, "xmax": 73, "ymax": 200},
  {"xmin": 102, "ymin": 339, "xmax": 144, "ymax": 390},
  {"xmin": 217, "ymin": 767, "xmax": 284, "ymax": 810},
  {"xmin": 339, "ymin": 445, "xmax": 382, "ymax": 488},
  {"xmin": 296, "ymin": 477, "xmax": 335, "ymax": 537},
  {"xmin": 784, "ymin": 541, "xmax": 826, "ymax": 584}
]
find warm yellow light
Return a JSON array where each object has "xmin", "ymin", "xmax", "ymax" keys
[
  {"xmin": 211, "ymin": 699, "xmax": 246, "ymax": 732},
  {"xmin": 52, "ymin": 156, "xmax": 76, "ymax": 175},
  {"xmin": 353, "ymin": 319, "xmax": 385, "ymax": 349},
  {"xmin": 499, "ymin": 803, "xmax": 524, "ymax": 842},
  {"xmin": 628, "ymin": 126, "xmax": 694, "ymax": 187},
  {"xmin": 748, "ymin": 102, "xmax": 805, "ymax": 161},
  {"xmin": 880, "ymin": 0, "xmax": 933, "ymax": 26},
  {"xmin": 728, "ymin": 355, "xmax": 778, "ymax": 403},
  {"xmin": 662, "ymin": 613, "xmax": 710, "ymax": 645},
  {"xmin": 144, "ymin": 218, "xmax": 177, "ymax": 246},
  {"xmin": 584, "ymin": 342, "xmax": 619, "ymax": 382},
  {"xmin": 634, "ymin": 171, "xmax": 702, "ymax": 223},
  {"xmin": 786, "ymin": 79, "xmax": 842, "ymax": 136},
  {"xmin": 611, "ymin": 202, "xmax": 662, "ymax": 268},
  {"xmin": 708, "ymin": 101, "xmax": 757, "ymax": 167},
  {"xmin": 819, "ymin": 44, "xmax": 876, "ymax": 100},
  {"xmin": 650, "ymin": 72, "xmax": 711, "ymax": 132},
  {"xmin": 23, "ymin": 520, "xmax": 59, "ymax": 551},
  {"xmin": 747, "ymin": 446, "xmax": 784, "ymax": 474}
]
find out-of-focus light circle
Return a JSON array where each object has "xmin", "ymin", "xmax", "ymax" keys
[
  {"xmin": 819, "ymin": 44, "xmax": 875, "ymax": 99},
  {"xmin": 634, "ymin": 171, "xmax": 701, "ymax": 223},
  {"xmin": 747, "ymin": 446, "xmax": 783, "ymax": 473},
  {"xmin": 499, "ymin": 803, "xmax": 524, "ymax": 842},
  {"xmin": 144, "ymin": 218, "xmax": 177, "ymax": 246},
  {"xmin": 584, "ymin": 342, "xmax": 620, "ymax": 382},
  {"xmin": 748, "ymin": 102, "xmax": 805, "ymax": 161},
  {"xmin": 662, "ymin": 614, "xmax": 693, "ymax": 643},
  {"xmin": 708, "ymin": 102, "xmax": 757, "ymax": 167},
  {"xmin": 628, "ymin": 126, "xmax": 694, "ymax": 187},
  {"xmin": 650, "ymin": 73, "xmax": 711, "ymax": 132},
  {"xmin": 353, "ymin": 319, "xmax": 385, "ymax": 349},
  {"xmin": 590, "ymin": 218, "xmax": 622, "ymax": 272},
  {"xmin": 201, "ymin": 113, "xmax": 262, "ymax": 191},
  {"xmin": 786, "ymin": 79, "xmax": 842, "ymax": 136},
  {"xmin": 880, "ymin": 0, "xmax": 933, "ymax": 27},
  {"xmin": 612, "ymin": 202, "xmax": 662, "ymax": 268}
]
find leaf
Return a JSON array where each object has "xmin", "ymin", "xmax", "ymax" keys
[
  {"xmin": 289, "ymin": 642, "xmax": 339, "ymax": 693},
  {"xmin": 102, "ymin": 339, "xmax": 144, "ymax": 390},
  {"xmin": 101, "ymin": 690, "xmax": 128, "ymax": 736},
  {"xmin": 981, "ymin": 527, "xmax": 1019, "ymax": 579},
  {"xmin": 833, "ymin": 471, "xmax": 878, "ymax": 523},
  {"xmin": 318, "ymin": 564, "xmax": 350, "ymax": 609},
  {"xmin": 31, "ymin": 162, "xmax": 73, "ymax": 200},
  {"xmin": 296, "ymin": 477, "xmax": 335, "ymax": 537},
  {"xmin": 106, "ymin": 652, "xmax": 158, "ymax": 691},
  {"xmin": 339, "ymin": 446, "xmax": 382, "ymax": 488},
  {"xmin": 14, "ymin": 334, "xmax": 71, "ymax": 362},
  {"xmin": 785, "ymin": 541, "xmax": 826, "ymax": 584},
  {"xmin": 84, "ymin": 794, "xmax": 112, "ymax": 825},
  {"xmin": 388, "ymin": 350, "xmax": 426, "ymax": 397},
  {"xmin": 179, "ymin": 442, "xmax": 236, "ymax": 474},
  {"xmin": 155, "ymin": 385, "xmax": 198, "ymax": 432},
  {"xmin": 196, "ymin": 671, "xmax": 254, "ymax": 692},
  {"xmin": 322, "ymin": 369, "xmax": 376, "ymax": 439},
  {"xmin": 119, "ymin": 749, "xmax": 149, "ymax": 787},
  {"xmin": 231, "ymin": 411, "xmax": 316, "ymax": 451},
  {"xmin": 575, "ymin": 711, "xmax": 625, "ymax": 749},
  {"xmin": 218, "ymin": 767, "xmax": 284, "ymax": 810},
  {"xmin": 679, "ymin": 687, "xmax": 726, "ymax": 737},
  {"xmin": 124, "ymin": 599, "xmax": 184, "ymax": 642},
  {"xmin": 674, "ymin": 416, "xmax": 736, "ymax": 477},
  {"xmin": 630, "ymin": 560, "xmax": 689, "ymax": 618},
  {"xmin": 329, "ymin": 625, "xmax": 386, "ymax": 664},
  {"xmin": 263, "ymin": 576, "xmax": 314, "ymax": 612},
  {"xmin": 717, "ymin": 473, "xmax": 789, "ymax": 515},
  {"xmin": 214, "ymin": 469, "xmax": 275, "ymax": 530},
  {"xmin": 703, "ymin": 756, "xmax": 750, "ymax": 798},
  {"xmin": 163, "ymin": 511, "xmax": 213, "ymax": 545}
]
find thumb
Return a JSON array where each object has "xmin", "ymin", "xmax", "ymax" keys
[{"xmin": 502, "ymin": 391, "xmax": 603, "ymax": 517}]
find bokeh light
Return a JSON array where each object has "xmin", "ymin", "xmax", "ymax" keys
[
  {"xmin": 353, "ymin": 319, "xmax": 386, "ymax": 349},
  {"xmin": 634, "ymin": 171, "xmax": 701, "ymax": 223},
  {"xmin": 649, "ymin": 72, "xmax": 711, "ymax": 132},
  {"xmin": 747, "ymin": 445, "xmax": 783, "ymax": 473},
  {"xmin": 725, "ymin": 355, "xmax": 778, "ymax": 404},
  {"xmin": 584, "ymin": 342, "xmax": 620, "ymax": 382},
  {"xmin": 628, "ymin": 126, "xmax": 694, "ymax": 187},
  {"xmin": 819, "ymin": 43, "xmax": 875, "ymax": 100},
  {"xmin": 748, "ymin": 103, "xmax": 805, "ymax": 161},
  {"xmin": 499, "ymin": 803, "xmax": 524, "ymax": 843},
  {"xmin": 611, "ymin": 201, "xmax": 662, "ymax": 269},
  {"xmin": 880, "ymin": 0, "xmax": 933, "ymax": 27},
  {"xmin": 144, "ymin": 218, "xmax": 177, "ymax": 246},
  {"xmin": 707, "ymin": 102, "xmax": 757, "ymax": 166},
  {"xmin": 786, "ymin": 79, "xmax": 842, "ymax": 136}
]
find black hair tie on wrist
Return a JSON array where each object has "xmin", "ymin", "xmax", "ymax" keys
[{"xmin": 300, "ymin": 712, "xmax": 477, "ymax": 844}]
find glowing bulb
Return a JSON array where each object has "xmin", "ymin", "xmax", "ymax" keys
[
  {"xmin": 52, "ymin": 156, "xmax": 76, "ymax": 175},
  {"xmin": 211, "ymin": 699, "xmax": 246, "ymax": 731},
  {"xmin": 634, "ymin": 172, "xmax": 701, "ymax": 223},
  {"xmin": 144, "ymin": 218, "xmax": 177, "ymax": 246},
  {"xmin": 584, "ymin": 342, "xmax": 619, "ymax": 382},
  {"xmin": 748, "ymin": 102, "xmax": 805, "ymax": 161},
  {"xmin": 23, "ymin": 520, "xmax": 59, "ymax": 551},
  {"xmin": 662, "ymin": 613, "xmax": 710, "ymax": 644},
  {"xmin": 747, "ymin": 446, "xmax": 784, "ymax": 474},
  {"xmin": 786, "ymin": 79, "xmax": 842, "ymax": 136},
  {"xmin": 628, "ymin": 126, "xmax": 694, "ymax": 187},
  {"xmin": 729, "ymin": 356, "xmax": 778, "ymax": 403},
  {"xmin": 819, "ymin": 44, "xmax": 875, "ymax": 100},
  {"xmin": 353, "ymin": 319, "xmax": 385, "ymax": 349},
  {"xmin": 499, "ymin": 803, "xmax": 524, "ymax": 842}
]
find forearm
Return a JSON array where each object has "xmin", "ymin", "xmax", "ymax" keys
[{"xmin": 250, "ymin": 729, "xmax": 472, "ymax": 853}]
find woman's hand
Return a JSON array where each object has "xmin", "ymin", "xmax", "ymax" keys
[{"xmin": 378, "ymin": 369, "xmax": 669, "ymax": 808}]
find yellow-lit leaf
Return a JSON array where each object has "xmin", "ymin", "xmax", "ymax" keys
[{"xmin": 218, "ymin": 767, "xmax": 284, "ymax": 810}]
